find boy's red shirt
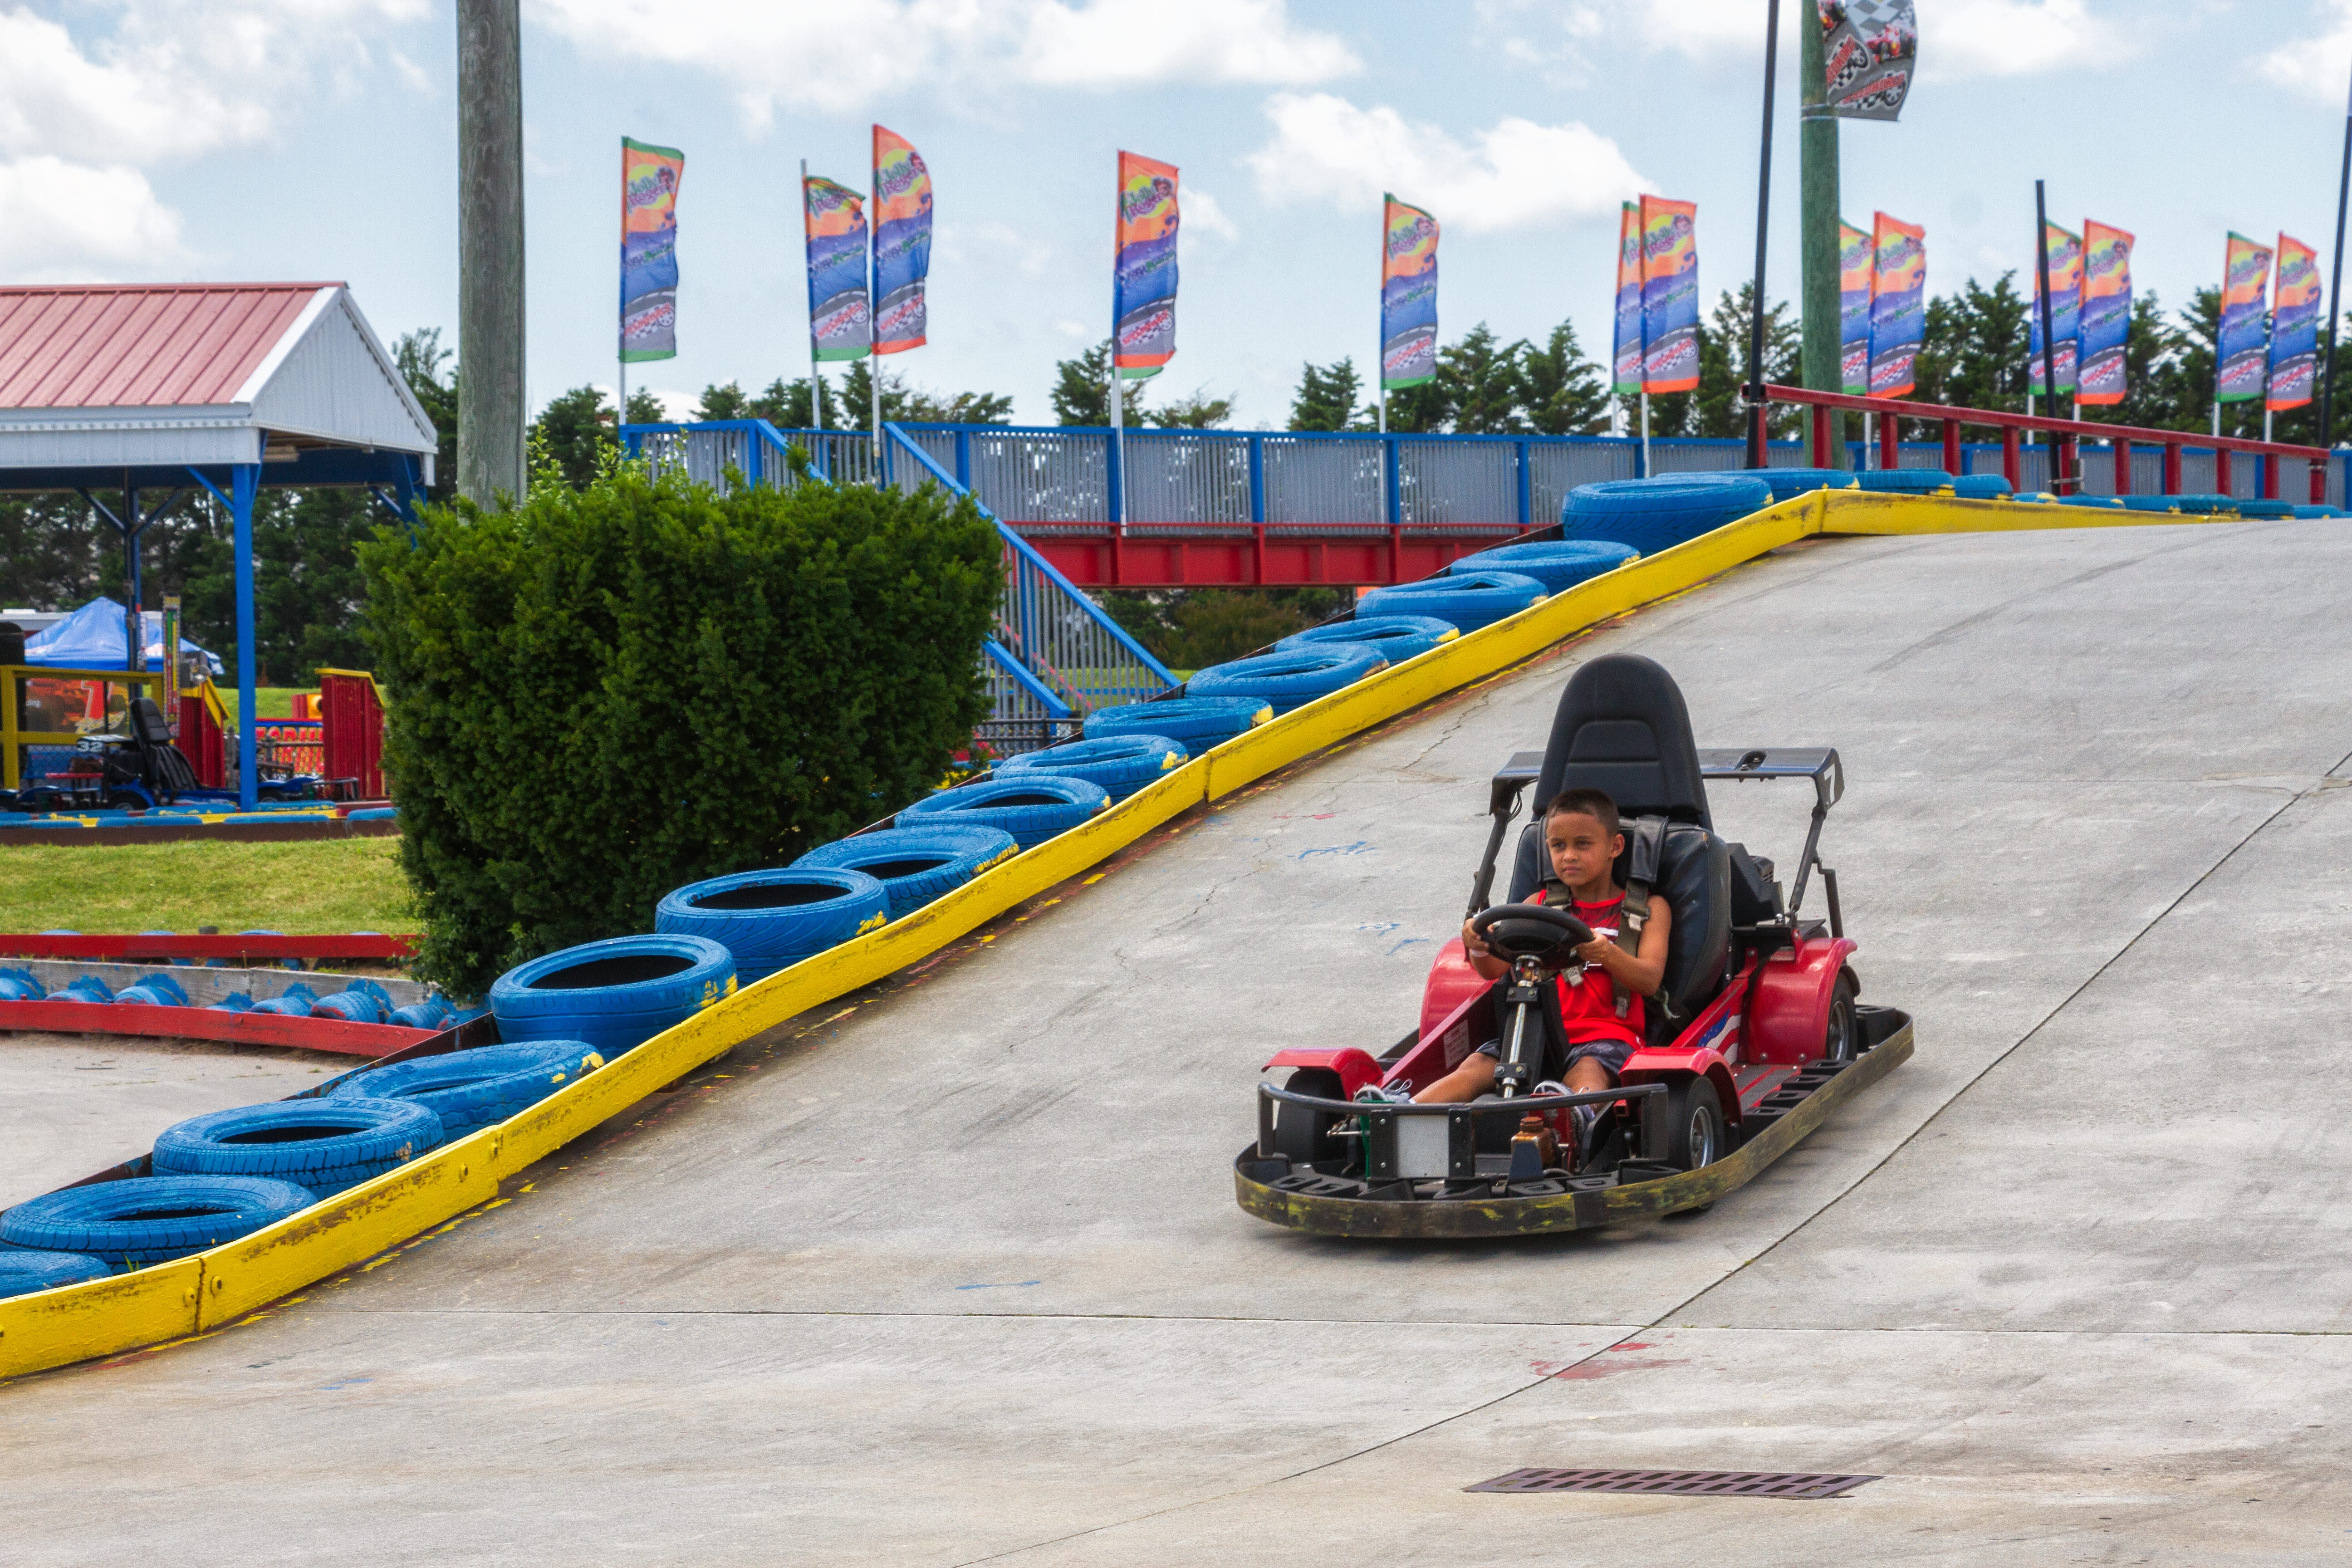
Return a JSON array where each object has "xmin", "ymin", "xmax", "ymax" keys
[{"xmin": 1530, "ymin": 886, "xmax": 1644, "ymax": 1048}]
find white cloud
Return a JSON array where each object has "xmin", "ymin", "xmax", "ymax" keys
[
  {"xmin": 0, "ymin": 156, "xmax": 187, "ymax": 279},
  {"xmin": 528, "ymin": 0, "xmax": 1357, "ymax": 126},
  {"xmin": 1185, "ymin": 187, "xmax": 1239, "ymax": 242},
  {"xmin": 2259, "ymin": 0, "xmax": 2352, "ymax": 101},
  {"xmin": 1245, "ymin": 93, "xmax": 1645, "ymax": 234},
  {"xmin": 1586, "ymin": 0, "xmax": 2128, "ymax": 78}
]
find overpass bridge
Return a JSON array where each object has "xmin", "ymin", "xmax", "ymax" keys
[{"xmin": 10, "ymin": 498, "xmax": 2352, "ymax": 1563}]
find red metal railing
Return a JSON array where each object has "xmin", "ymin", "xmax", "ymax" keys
[{"xmin": 1758, "ymin": 383, "xmax": 2334, "ymax": 502}]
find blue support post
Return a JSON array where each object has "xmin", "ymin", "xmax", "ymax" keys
[
  {"xmin": 232, "ymin": 463, "xmax": 260, "ymax": 812},
  {"xmin": 1384, "ymin": 435, "xmax": 1402, "ymax": 527},
  {"xmin": 1248, "ymin": 436, "xmax": 1265, "ymax": 524},
  {"xmin": 1104, "ymin": 427, "xmax": 1122, "ymax": 529},
  {"xmin": 955, "ymin": 428, "xmax": 971, "ymax": 489},
  {"xmin": 746, "ymin": 429, "xmax": 763, "ymax": 490},
  {"xmin": 1514, "ymin": 440, "xmax": 1532, "ymax": 529}
]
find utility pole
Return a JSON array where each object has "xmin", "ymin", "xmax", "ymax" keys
[
  {"xmin": 1798, "ymin": 3, "xmax": 1844, "ymax": 467},
  {"xmin": 1744, "ymin": 0, "xmax": 1782, "ymax": 470},
  {"xmin": 457, "ymin": 0, "xmax": 526, "ymax": 505}
]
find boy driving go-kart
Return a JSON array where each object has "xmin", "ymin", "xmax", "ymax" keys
[{"xmin": 1414, "ymin": 787, "xmax": 1669, "ymax": 1111}]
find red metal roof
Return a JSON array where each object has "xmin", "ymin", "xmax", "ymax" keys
[{"xmin": 0, "ymin": 283, "xmax": 341, "ymax": 410}]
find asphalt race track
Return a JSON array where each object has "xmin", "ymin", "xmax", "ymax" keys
[{"xmin": 11, "ymin": 518, "xmax": 2352, "ymax": 1565}]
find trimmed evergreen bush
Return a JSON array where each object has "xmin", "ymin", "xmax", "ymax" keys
[{"xmin": 359, "ymin": 463, "xmax": 1000, "ymax": 994}]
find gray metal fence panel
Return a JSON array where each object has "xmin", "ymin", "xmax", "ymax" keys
[
  {"xmin": 1398, "ymin": 440, "xmax": 1517, "ymax": 526},
  {"xmin": 1124, "ymin": 431, "xmax": 1252, "ymax": 525},
  {"xmin": 969, "ymin": 430, "xmax": 1107, "ymax": 524},
  {"xmin": 1263, "ymin": 436, "xmax": 1382, "ymax": 524},
  {"xmin": 1529, "ymin": 441, "xmax": 1635, "ymax": 524}
]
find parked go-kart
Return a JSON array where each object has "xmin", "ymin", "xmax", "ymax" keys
[{"xmin": 1234, "ymin": 653, "xmax": 1913, "ymax": 1238}]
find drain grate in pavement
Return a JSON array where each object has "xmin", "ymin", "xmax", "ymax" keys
[{"xmin": 1466, "ymin": 1468, "xmax": 1879, "ymax": 1500}]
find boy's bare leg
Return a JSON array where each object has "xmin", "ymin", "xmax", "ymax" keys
[
  {"xmin": 1564, "ymin": 1057, "xmax": 1614, "ymax": 1096},
  {"xmin": 1412, "ymin": 1054, "xmax": 1499, "ymax": 1103}
]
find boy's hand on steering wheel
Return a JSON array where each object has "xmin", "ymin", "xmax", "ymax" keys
[
  {"xmin": 1460, "ymin": 917, "xmax": 1488, "ymax": 957},
  {"xmin": 1572, "ymin": 935, "xmax": 1611, "ymax": 965}
]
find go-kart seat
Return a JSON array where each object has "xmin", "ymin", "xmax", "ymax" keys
[
  {"xmin": 1505, "ymin": 654, "xmax": 1732, "ymax": 1040},
  {"xmin": 120, "ymin": 697, "xmax": 201, "ymax": 796}
]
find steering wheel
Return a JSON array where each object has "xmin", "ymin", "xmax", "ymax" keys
[{"xmin": 1471, "ymin": 902, "xmax": 1595, "ymax": 966}]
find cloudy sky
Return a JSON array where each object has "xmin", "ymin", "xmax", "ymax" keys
[{"xmin": 8, "ymin": 0, "xmax": 2352, "ymax": 426}]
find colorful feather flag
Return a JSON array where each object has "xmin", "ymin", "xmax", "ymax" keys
[
  {"xmin": 1822, "ymin": 0, "xmax": 1916, "ymax": 121},
  {"xmin": 871, "ymin": 125, "xmax": 931, "ymax": 356},
  {"xmin": 620, "ymin": 138, "xmax": 685, "ymax": 363},
  {"xmin": 2029, "ymin": 222, "xmax": 2082, "ymax": 396},
  {"xmin": 1379, "ymin": 195, "xmax": 1439, "ymax": 390},
  {"xmin": 2269, "ymin": 234, "xmax": 2321, "ymax": 412},
  {"xmin": 1638, "ymin": 196, "xmax": 1699, "ymax": 395},
  {"xmin": 1610, "ymin": 202, "xmax": 1643, "ymax": 395},
  {"xmin": 2216, "ymin": 233, "xmax": 2274, "ymax": 404},
  {"xmin": 1839, "ymin": 220, "xmax": 1874, "ymax": 396},
  {"xmin": 1113, "ymin": 151, "xmax": 1179, "ymax": 378},
  {"xmin": 2075, "ymin": 220, "xmax": 2134, "ymax": 407},
  {"xmin": 803, "ymin": 175, "xmax": 870, "ymax": 362},
  {"xmin": 1867, "ymin": 212, "xmax": 1925, "ymax": 398}
]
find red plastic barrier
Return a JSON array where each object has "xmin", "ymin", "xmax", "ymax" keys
[
  {"xmin": 177, "ymin": 689, "xmax": 225, "ymax": 788},
  {"xmin": 0, "ymin": 933, "xmax": 419, "ymax": 962},
  {"xmin": 318, "ymin": 670, "xmax": 385, "ymax": 798},
  {"xmin": 0, "ymin": 999, "xmax": 431, "ymax": 1058}
]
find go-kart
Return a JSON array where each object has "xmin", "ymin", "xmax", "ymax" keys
[{"xmin": 1234, "ymin": 653, "xmax": 1913, "ymax": 1238}]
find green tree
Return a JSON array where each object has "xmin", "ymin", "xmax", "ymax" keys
[
  {"xmin": 1436, "ymin": 324, "xmax": 1526, "ymax": 434},
  {"xmin": 359, "ymin": 461, "xmax": 1003, "ymax": 993},
  {"xmin": 693, "ymin": 382, "xmax": 750, "ymax": 421},
  {"xmin": 747, "ymin": 375, "xmax": 841, "ymax": 429},
  {"xmin": 531, "ymin": 385, "xmax": 617, "ymax": 490},
  {"xmin": 394, "ymin": 328, "xmax": 459, "ymax": 506},
  {"xmin": 1144, "ymin": 391, "xmax": 1234, "ymax": 428},
  {"xmin": 1095, "ymin": 587, "xmax": 1350, "ymax": 671},
  {"xmin": 623, "ymin": 388, "xmax": 667, "ymax": 426},
  {"xmin": 1050, "ymin": 341, "xmax": 1150, "ymax": 425},
  {"xmin": 1522, "ymin": 321, "xmax": 1614, "ymax": 435},
  {"xmin": 842, "ymin": 358, "xmax": 1017, "ymax": 428},
  {"xmin": 1683, "ymin": 284, "xmax": 1799, "ymax": 440},
  {"xmin": 1288, "ymin": 358, "xmax": 1372, "ymax": 431}
]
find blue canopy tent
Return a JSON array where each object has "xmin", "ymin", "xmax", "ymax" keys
[
  {"xmin": 23, "ymin": 597, "xmax": 224, "ymax": 675},
  {"xmin": 0, "ymin": 283, "xmax": 436, "ymax": 808}
]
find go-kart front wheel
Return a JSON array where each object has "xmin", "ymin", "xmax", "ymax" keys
[
  {"xmin": 1823, "ymin": 972, "xmax": 1860, "ymax": 1063},
  {"xmin": 1647, "ymin": 1075, "xmax": 1724, "ymax": 1171},
  {"xmin": 1273, "ymin": 1068, "xmax": 1346, "ymax": 1168}
]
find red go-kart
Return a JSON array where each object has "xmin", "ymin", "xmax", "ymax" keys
[{"xmin": 1234, "ymin": 654, "xmax": 1913, "ymax": 1238}]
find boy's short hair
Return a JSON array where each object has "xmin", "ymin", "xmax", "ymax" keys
[{"xmin": 1544, "ymin": 787, "xmax": 1621, "ymax": 839}]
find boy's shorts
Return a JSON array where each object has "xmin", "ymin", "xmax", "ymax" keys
[{"xmin": 1475, "ymin": 1035, "xmax": 1635, "ymax": 1082}]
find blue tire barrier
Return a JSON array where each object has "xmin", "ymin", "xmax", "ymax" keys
[
  {"xmin": 2293, "ymin": 503, "xmax": 2345, "ymax": 519},
  {"xmin": 657, "ymin": 867, "xmax": 891, "ymax": 984},
  {"xmin": 388, "ymin": 995, "xmax": 454, "ymax": 1031},
  {"xmin": 2117, "ymin": 495, "xmax": 2182, "ymax": 513},
  {"xmin": 312, "ymin": 981, "xmax": 394, "ymax": 1025},
  {"xmin": 1950, "ymin": 474, "xmax": 2014, "ymax": 499},
  {"xmin": 1187, "ymin": 645, "xmax": 1391, "ymax": 716},
  {"xmin": 0, "ymin": 967, "xmax": 44, "ymax": 1001},
  {"xmin": 154, "ymin": 1097, "xmax": 445, "ymax": 1194},
  {"xmin": 53, "ymin": 976, "xmax": 114, "ymax": 1004},
  {"xmin": 490, "ymin": 933, "xmax": 738, "ymax": 1055},
  {"xmin": 1741, "ymin": 467, "xmax": 1861, "ymax": 503},
  {"xmin": 1357, "ymin": 570, "xmax": 1547, "ymax": 632},
  {"xmin": 2058, "ymin": 494, "xmax": 2123, "ymax": 508},
  {"xmin": 900, "ymin": 774, "xmax": 1112, "ymax": 849},
  {"xmin": 250, "ymin": 982, "xmax": 319, "ymax": 1018},
  {"xmin": 2235, "ymin": 498, "xmax": 2296, "ymax": 519},
  {"xmin": 0, "ymin": 1175, "xmax": 318, "ymax": 1267},
  {"xmin": 1562, "ymin": 475, "xmax": 1774, "ymax": 554},
  {"xmin": 208, "ymin": 991, "xmax": 255, "ymax": 1013},
  {"xmin": 346, "ymin": 806, "xmax": 399, "ymax": 821},
  {"xmin": 794, "ymin": 825, "xmax": 1021, "ymax": 920},
  {"xmin": 1083, "ymin": 696, "xmax": 1272, "ymax": 749},
  {"xmin": 995, "ymin": 734, "xmax": 1190, "ymax": 803},
  {"xmin": 1276, "ymin": 615, "xmax": 1459, "ymax": 666},
  {"xmin": 0, "ymin": 1248, "xmax": 114, "ymax": 1298},
  {"xmin": 1446, "ymin": 539, "xmax": 1637, "ymax": 596},
  {"xmin": 113, "ymin": 973, "xmax": 190, "ymax": 1008},
  {"xmin": 330, "ymin": 1040, "xmax": 607, "ymax": 1139},
  {"xmin": 1852, "ymin": 468, "xmax": 1956, "ymax": 495},
  {"xmin": 2165, "ymin": 493, "xmax": 2234, "ymax": 515}
]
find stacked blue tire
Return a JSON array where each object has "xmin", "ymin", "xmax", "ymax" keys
[
  {"xmin": 1084, "ymin": 696, "xmax": 1270, "ymax": 750},
  {"xmin": 1357, "ymin": 570, "xmax": 1545, "ymax": 632},
  {"xmin": 0, "ymin": 1176, "xmax": 317, "ymax": 1269},
  {"xmin": 1949, "ymin": 474, "xmax": 2014, "ymax": 500},
  {"xmin": 0, "ymin": 1248, "xmax": 113, "ymax": 1298},
  {"xmin": 1561, "ymin": 475, "xmax": 1772, "ymax": 555},
  {"xmin": 899, "ymin": 774, "xmax": 1110, "ymax": 848},
  {"xmin": 1275, "ymin": 616, "xmax": 1457, "ymax": 665},
  {"xmin": 1187, "ymin": 646, "xmax": 1388, "ymax": 715},
  {"xmin": 330, "ymin": 1040, "xmax": 606, "ymax": 1138},
  {"xmin": 490, "ymin": 933, "xmax": 737, "ymax": 1055},
  {"xmin": 793, "ymin": 825, "xmax": 1020, "ymax": 919},
  {"xmin": 658, "ymin": 867, "xmax": 889, "ymax": 981},
  {"xmin": 155, "ymin": 1098, "xmax": 445, "ymax": 1194},
  {"xmin": 996, "ymin": 734, "xmax": 1187, "ymax": 802},
  {"xmin": 1852, "ymin": 468, "xmax": 1955, "ymax": 495},
  {"xmin": 1445, "ymin": 540, "xmax": 1636, "ymax": 595},
  {"xmin": 1742, "ymin": 468, "xmax": 1859, "ymax": 503}
]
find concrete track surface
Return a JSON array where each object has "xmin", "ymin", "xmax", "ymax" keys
[{"xmin": 11, "ymin": 519, "xmax": 2352, "ymax": 1565}]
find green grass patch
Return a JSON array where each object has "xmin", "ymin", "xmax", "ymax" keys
[
  {"xmin": 211, "ymin": 687, "xmax": 307, "ymax": 722},
  {"xmin": 0, "ymin": 837, "xmax": 417, "ymax": 933}
]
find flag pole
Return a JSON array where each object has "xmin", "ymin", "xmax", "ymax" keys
[
  {"xmin": 617, "ymin": 137, "xmax": 627, "ymax": 436},
  {"xmin": 2323, "ymin": 61, "xmax": 2352, "ymax": 447},
  {"xmin": 1744, "ymin": 0, "xmax": 1782, "ymax": 471},
  {"xmin": 1108, "ymin": 153, "xmax": 1125, "ymax": 529},
  {"xmin": 802, "ymin": 158, "xmax": 825, "ymax": 437},
  {"xmin": 869, "ymin": 136, "xmax": 882, "ymax": 482},
  {"xmin": 2034, "ymin": 180, "xmax": 2064, "ymax": 493}
]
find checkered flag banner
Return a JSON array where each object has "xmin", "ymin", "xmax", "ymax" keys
[{"xmin": 1819, "ymin": 0, "xmax": 1916, "ymax": 122}]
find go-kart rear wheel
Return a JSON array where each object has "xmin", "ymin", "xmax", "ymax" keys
[
  {"xmin": 1822, "ymin": 972, "xmax": 1859, "ymax": 1063},
  {"xmin": 1274, "ymin": 1068, "xmax": 1346, "ymax": 1170},
  {"xmin": 1646, "ymin": 1075, "xmax": 1724, "ymax": 1171}
]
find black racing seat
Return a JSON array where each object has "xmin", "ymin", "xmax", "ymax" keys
[
  {"xmin": 122, "ymin": 696, "xmax": 201, "ymax": 797},
  {"xmin": 1506, "ymin": 654, "xmax": 1732, "ymax": 1042}
]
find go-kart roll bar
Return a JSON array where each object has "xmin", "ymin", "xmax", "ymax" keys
[
  {"xmin": 1467, "ymin": 750, "xmax": 1545, "ymax": 919},
  {"xmin": 1254, "ymin": 1079, "xmax": 1666, "ymax": 1160},
  {"xmin": 1698, "ymin": 747, "xmax": 1843, "ymax": 937}
]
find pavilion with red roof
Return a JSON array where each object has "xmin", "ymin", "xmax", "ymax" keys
[{"xmin": 0, "ymin": 282, "xmax": 439, "ymax": 808}]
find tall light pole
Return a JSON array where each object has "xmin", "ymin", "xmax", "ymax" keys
[
  {"xmin": 1797, "ymin": 0, "xmax": 1843, "ymax": 466},
  {"xmin": 457, "ymin": 0, "xmax": 526, "ymax": 505},
  {"xmin": 2322, "ymin": 64, "xmax": 2352, "ymax": 448},
  {"xmin": 1744, "ymin": 0, "xmax": 1783, "ymax": 470}
]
